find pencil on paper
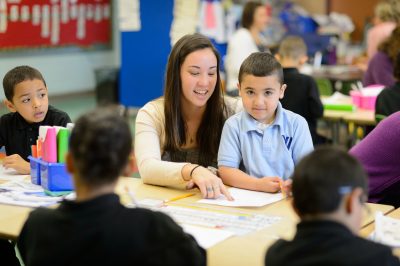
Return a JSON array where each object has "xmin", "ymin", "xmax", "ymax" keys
[{"xmin": 164, "ymin": 193, "xmax": 195, "ymax": 203}]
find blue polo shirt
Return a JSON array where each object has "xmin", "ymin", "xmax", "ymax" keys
[{"xmin": 218, "ymin": 102, "xmax": 313, "ymax": 180}]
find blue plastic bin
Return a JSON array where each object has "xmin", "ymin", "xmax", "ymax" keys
[
  {"xmin": 28, "ymin": 156, "xmax": 41, "ymax": 185},
  {"xmin": 29, "ymin": 156, "xmax": 74, "ymax": 191}
]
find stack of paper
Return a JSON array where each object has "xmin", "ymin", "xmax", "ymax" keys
[
  {"xmin": 197, "ymin": 187, "xmax": 283, "ymax": 207},
  {"xmin": 371, "ymin": 212, "xmax": 400, "ymax": 247},
  {"xmin": 0, "ymin": 180, "xmax": 63, "ymax": 207}
]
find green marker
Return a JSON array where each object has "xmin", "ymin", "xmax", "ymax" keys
[{"xmin": 57, "ymin": 128, "xmax": 69, "ymax": 163}]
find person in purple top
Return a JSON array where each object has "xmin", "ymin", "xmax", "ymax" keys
[
  {"xmin": 349, "ymin": 111, "xmax": 400, "ymax": 207},
  {"xmin": 363, "ymin": 26, "xmax": 400, "ymax": 87}
]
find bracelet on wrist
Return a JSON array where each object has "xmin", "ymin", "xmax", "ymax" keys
[{"xmin": 190, "ymin": 165, "xmax": 201, "ymax": 178}]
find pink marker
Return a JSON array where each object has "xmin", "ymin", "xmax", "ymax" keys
[{"xmin": 43, "ymin": 127, "xmax": 57, "ymax": 163}]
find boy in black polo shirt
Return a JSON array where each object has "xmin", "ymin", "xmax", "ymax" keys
[
  {"xmin": 1, "ymin": 65, "xmax": 71, "ymax": 174},
  {"xmin": 276, "ymin": 36, "xmax": 324, "ymax": 145},
  {"xmin": 17, "ymin": 108, "xmax": 206, "ymax": 266},
  {"xmin": 265, "ymin": 146, "xmax": 400, "ymax": 266}
]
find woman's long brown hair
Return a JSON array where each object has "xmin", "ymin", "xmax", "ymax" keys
[
  {"xmin": 163, "ymin": 33, "xmax": 226, "ymax": 167},
  {"xmin": 378, "ymin": 26, "xmax": 400, "ymax": 64}
]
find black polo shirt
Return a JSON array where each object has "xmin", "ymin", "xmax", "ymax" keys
[
  {"xmin": 0, "ymin": 105, "xmax": 71, "ymax": 160},
  {"xmin": 18, "ymin": 193, "xmax": 206, "ymax": 266},
  {"xmin": 265, "ymin": 220, "xmax": 400, "ymax": 266},
  {"xmin": 280, "ymin": 68, "xmax": 323, "ymax": 144},
  {"xmin": 376, "ymin": 82, "xmax": 400, "ymax": 117}
]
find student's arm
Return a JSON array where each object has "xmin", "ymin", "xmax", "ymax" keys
[
  {"xmin": 308, "ymin": 77, "xmax": 324, "ymax": 118},
  {"xmin": 135, "ymin": 101, "xmax": 232, "ymax": 199},
  {"xmin": 218, "ymin": 116, "xmax": 281, "ymax": 193},
  {"xmin": 3, "ymin": 154, "xmax": 30, "ymax": 174},
  {"xmin": 219, "ymin": 166, "xmax": 281, "ymax": 192},
  {"xmin": 291, "ymin": 116, "xmax": 314, "ymax": 164}
]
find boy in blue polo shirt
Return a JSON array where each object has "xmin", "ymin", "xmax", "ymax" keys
[{"xmin": 218, "ymin": 52, "xmax": 313, "ymax": 193}]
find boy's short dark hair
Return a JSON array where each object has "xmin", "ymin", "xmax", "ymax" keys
[
  {"xmin": 241, "ymin": 1, "xmax": 263, "ymax": 29},
  {"xmin": 69, "ymin": 107, "xmax": 132, "ymax": 186},
  {"xmin": 292, "ymin": 146, "xmax": 367, "ymax": 216},
  {"xmin": 278, "ymin": 35, "xmax": 307, "ymax": 61},
  {"xmin": 238, "ymin": 52, "xmax": 284, "ymax": 84},
  {"xmin": 3, "ymin": 65, "xmax": 47, "ymax": 102}
]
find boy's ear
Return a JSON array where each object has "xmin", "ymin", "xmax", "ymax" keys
[
  {"xmin": 299, "ymin": 55, "xmax": 308, "ymax": 66},
  {"xmin": 3, "ymin": 99, "xmax": 17, "ymax": 112},
  {"xmin": 237, "ymin": 83, "xmax": 242, "ymax": 97},
  {"xmin": 275, "ymin": 54, "xmax": 281, "ymax": 62},
  {"xmin": 65, "ymin": 152, "xmax": 75, "ymax": 174},
  {"xmin": 345, "ymin": 187, "xmax": 363, "ymax": 214},
  {"xmin": 279, "ymin": 84, "xmax": 287, "ymax": 99}
]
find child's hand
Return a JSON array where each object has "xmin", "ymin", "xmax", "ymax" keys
[
  {"xmin": 258, "ymin": 176, "xmax": 281, "ymax": 193},
  {"xmin": 281, "ymin": 179, "xmax": 293, "ymax": 196},
  {"xmin": 2, "ymin": 154, "xmax": 30, "ymax": 174}
]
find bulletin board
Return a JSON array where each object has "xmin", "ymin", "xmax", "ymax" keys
[
  {"xmin": 0, "ymin": 0, "xmax": 111, "ymax": 50},
  {"xmin": 119, "ymin": 0, "xmax": 173, "ymax": 108}
]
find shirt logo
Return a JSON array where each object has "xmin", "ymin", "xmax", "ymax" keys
[{"xmin": 282, "ymin": 135, "xmax": 293, "ymax": 150}]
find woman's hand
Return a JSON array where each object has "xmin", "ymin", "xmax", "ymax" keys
[{"xmin": 186, "ymin": 166, "xmax": 233, "ymax": 200}]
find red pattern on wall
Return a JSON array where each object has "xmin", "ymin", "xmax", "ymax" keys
[{"xmin": 0, "ymin": 0, "xmax": 111, "ymax": 49}]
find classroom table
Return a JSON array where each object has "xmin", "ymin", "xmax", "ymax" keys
[
  {"xmin": 312, "ymin": 65, "xmax": 364, "ymax": 94},
  {"xmin": 359, "ymin": 207, "xmax": 400, "ymax": 257},
  {"xmin": 0, "ymin": 178, "xmax": 395, "ymax": 266},
  {"xmin": 312, "ymin": 65, "xmax": 364, "ymax": 83},
  {"xmin": 322, "ymin": 95, "xmax": 376, "ymax": 145}
]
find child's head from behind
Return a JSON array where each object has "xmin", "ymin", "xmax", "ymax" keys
[
  {"xmin": 292, "ymin": 146, "xmax": 368, "ymax": 233},
  {"xmin": 68, "ymin": 107, "xmax": 132, "ymax": 187},
  {"xmin": 277, "ymin": 36, "xmax": 308, "ymax": 67},
  {"xmin": 238, "ymin": 52, "xmax": 286, "ymax": 124},
  {"xmin": 3, "ymin": 66, "xmax": 48, "ymax": 123}
]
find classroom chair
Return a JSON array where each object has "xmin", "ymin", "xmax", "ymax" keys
[{"xmin": 315, "ymin": 78, "xmax": 333, "ymax": 96}]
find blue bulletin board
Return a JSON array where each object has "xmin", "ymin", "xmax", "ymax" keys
[{"xmin": 119, "ymin": 0, "xmax": 173, "ymax": 108}]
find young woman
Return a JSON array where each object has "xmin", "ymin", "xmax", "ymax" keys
[
  {"xmin": 135, "ymin": 33, "xmax": 241, "ymax": 199},
  {"xmin": 363, "ymin": 26, "xmax": 400, "ymax": 87},
  {"xmin": 225, "ymin": 1, "xmax": 270, "ymax": 96}
]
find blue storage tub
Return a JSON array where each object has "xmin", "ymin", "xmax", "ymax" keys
[
  {"xmin": 28, "ymin": 156, "xmax": 74, "ymax": 191},
  {"xmin": 29, "ymin": 156, "xmax": 41, "ymax": 185}
]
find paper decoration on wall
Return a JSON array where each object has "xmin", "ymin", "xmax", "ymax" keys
[
  {"xmin": 0, "ymin": 0, "xmax": 111, "ymax": 50},
  {"xmin": 198, "ymin": 0, "xmax": 226, "ymax": 43},
  {"xmin": 170, "ymin": 0, "xmax": 199, "ymax": 46},
  {"xmin": 118, "ymin": 0, "xmax": 140, "ymax": 32}
]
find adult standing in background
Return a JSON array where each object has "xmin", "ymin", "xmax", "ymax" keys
[
  {"xmin": 225, "ymin": 1, "xmax": 270, "ymax": 96},
  {"xmin": 366, "ymin": 1, "xmax": 397, "ymax": 60},
  {"xmin": 135, "ymin": 34, "xmax": 241, "ymax": 199},
  {"xmin": 363, "ymin": 26, "xmax": 400, "ymax": 87}
]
